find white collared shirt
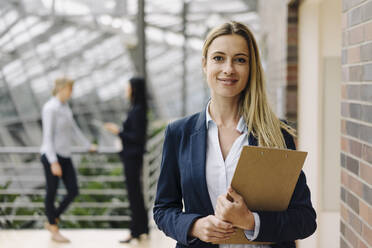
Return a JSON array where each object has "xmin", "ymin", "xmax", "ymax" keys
[
  {"xmin": 205, "ymin": 102, "xmax": 270, "ymax": 248},
  {"xmin": 40, "ymin": 97, "xmax": 91, "ymax": 163}
]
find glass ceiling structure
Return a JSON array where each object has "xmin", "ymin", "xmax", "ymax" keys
[{"xmin": 0, "ymin": 0, "xmax": 259, "ymax": 148}]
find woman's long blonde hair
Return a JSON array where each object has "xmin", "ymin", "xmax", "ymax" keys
[
  {"xmin": 52, "ymin": 77, "xmax": 74, "ymax": 96},
  {"xmin": 202, "ymin": 21, "xmax": 296, "ymax": 148}
]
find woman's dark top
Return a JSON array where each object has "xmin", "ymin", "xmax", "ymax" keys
[{"xmin": 119, "ymin": 104, "xmax": 147, "ymax": 158}]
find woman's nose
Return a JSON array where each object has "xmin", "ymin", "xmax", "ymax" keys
[{"xmin": 223, "ymin": 60, "xmax": 235, "ymax": 75}]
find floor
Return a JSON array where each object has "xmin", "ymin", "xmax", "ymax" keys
[{"xmin": 0, "ymin": 228, "xmax": 176, "ymax": 248}]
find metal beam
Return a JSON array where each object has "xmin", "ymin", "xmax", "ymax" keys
[
  {"xmin": 136, "ymin": 0, "xmax": 146, "ymax": 79},
  {"xmin": 0, "ymin": 21, "xmax": 64, "ymax": 68},
  {"xmin": 181, "ymin": 0, "xmax": 189, "ymax": 116}
]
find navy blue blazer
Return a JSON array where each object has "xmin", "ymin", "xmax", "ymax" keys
[
  {"xmin": 153, "ymin": 111, "xmax": 317, "ymax": 248},
  {"xmin": 119, "ymin": 104, "xmax": 147, "ymax": 158}
]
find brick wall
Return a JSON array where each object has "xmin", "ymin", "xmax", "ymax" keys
[
  {"xmin": 341, "ymin": 0, "xmax": 372, "ymax": 247},
  {"xmin": 287, "ymin": 1, "xmax": 299, "ymax": 123},
  {"xmin": 258, "ymin": 0, "xmax": 299, "ymax": 125},
  {"xmin": 258, "ymin": 0, "xmax": 288, "ymax": 118}
]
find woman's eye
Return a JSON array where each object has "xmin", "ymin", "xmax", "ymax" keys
[
  {"xmin": 212, "ymin": 56, "xmax": 224, "ymax": 62},
  {"xmin": 235, "ymin": 57, "xmax": 247, "ymax": 63}
]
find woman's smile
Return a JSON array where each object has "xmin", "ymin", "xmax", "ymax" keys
[{"xmin": 217, "ymin": 77, "xmax": 239, "ymax": 85}]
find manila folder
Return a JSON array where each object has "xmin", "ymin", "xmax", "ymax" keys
[{"xmin": 216, "ymin": 146, "xmax": 307, "ymax": 245}]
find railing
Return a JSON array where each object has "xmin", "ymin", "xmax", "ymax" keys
[{"xmin": 0, "ymin": 126, "xmax": 165, "ymax": 228}]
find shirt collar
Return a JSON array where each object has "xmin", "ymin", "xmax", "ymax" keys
[
  {"xmin": 206, "ymin": 101, "xmax": 213, "ymax": 129},
  {"xmin": 205, "ymin": 100, "xmax": 247, "ymax": 133},
  {"xmin": 52, "ymin": 97, "xmax": 61, "ymax": 106}
]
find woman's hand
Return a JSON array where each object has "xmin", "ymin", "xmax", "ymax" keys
[
  {"xmin": 189, "ymin": 215, "xmax": 235, "ymax": 243},
  {"xmin": 215, "ymin": 187, "xmax": 255, "ymax": 230},
  {"xmin": 51, "ymin": 162, "xmax": 62, "ymax": 177},
  {"xmin": 89, "ymin": 144, "xmax": 97, "ymax": 152},
  {"xmin": 103, "ymin": 122, "xmax": 120, "ymax": 135}
]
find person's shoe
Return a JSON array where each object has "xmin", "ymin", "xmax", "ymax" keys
[
  {"xmin": 138, "ymin": 233, "xmax": 149, "ymax": 242},
  {"xmin": 51, "ymin": 232, "xmax": 70, "ymax": 243},
  {"xmin": 119, "ymin": 234, "xmax": 135, "ymax": 244},
  {"xmin": 44, "ymin": 222, "xmax": 58, "ymax": 233},
  {"xmin": 119, "ymin": 233, "xmax": 148, "ymax": 244},
  {"xmin": 45, "ymin": 222, "xmax": 70, "ymax": 243}
]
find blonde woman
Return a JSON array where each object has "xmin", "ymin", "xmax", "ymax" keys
[
  {"xmin": 153, "ymin": 21, "xmax": 316, "ymax": 248},
  {"xmin": 40, "ymin": 78, "xmax": 96, "ymax": 242}
]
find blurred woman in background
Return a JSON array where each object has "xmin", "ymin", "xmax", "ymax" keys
[
  {"xmin": 104, "ymin": 77, "xmax": 149, "ymax": 244},
  {"xmin": 40, "ymin": 77, "xmax": 96, "ymax": 243}
]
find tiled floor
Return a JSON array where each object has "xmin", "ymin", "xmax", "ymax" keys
[{"xmin": 0, "ymin": 228, "xmax": 176, "ymax": 248}]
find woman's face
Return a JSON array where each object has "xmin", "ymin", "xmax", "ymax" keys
[
  {"xmin": 126, "ymin": 83, "xmax": 132, "ymax": 100},
  {"xmin": 203, "ymin": 34, "xmax": 250, "ymax": 100},
  {"xmin": 59, "ymin": 84, "xmax": 73, "ymax": 102}
]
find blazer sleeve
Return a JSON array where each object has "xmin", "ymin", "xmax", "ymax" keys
[
  {"xmin": 153, "ymin": 124, "xmax": 203, "ymax": 246},
  {"xmin": 119, "ymin": 108, "xmax": 146, "ymax": 145},
  {"xmin": 254, "ymin": 130, "xmax": 317, "ymax": 242}
]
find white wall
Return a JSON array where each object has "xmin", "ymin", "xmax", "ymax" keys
[
  {"xmin": 298, "ymin": 1, "xmax": 321, "ymax": 246},
  {"xmin": 298, "ymin": 0, "xmax": 341, "ymax": 247}
]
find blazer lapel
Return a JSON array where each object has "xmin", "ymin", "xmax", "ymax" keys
[{"xmin": 190, "ymin": 111, "xmax": 214, "ymax": 214}]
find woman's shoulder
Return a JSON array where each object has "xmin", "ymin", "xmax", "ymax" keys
[
  {"xmin": 130, "ymin": 104, "xmax": 147, "ymax": 115},
  {"xmin": 167, "ymin": 112, "xmax": 202, "ymax": 133},
  {"xmin": 42, "ymin": 98, "xmax": 58, "ymax": 113},
  {"xmin": 132, "ymin": 103, "xmax": 146, "ymax": 110}
]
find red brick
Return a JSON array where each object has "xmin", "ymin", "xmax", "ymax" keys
[
  {"xmin": 348, "ymin": 174, "xmax": 363, "ymax": 197},
  {"xmin": 349, "ymin": 25, "xmax": 364, "ymax": 45},
  {"xmin": 362, "ymin": 144, "xmax": 372, "ymax": 164},
  {"xmin": 360, "ymin": 162, "xmax": 372, "ymax": 185},
  {"xmin": 359, "ymin": 200, "xmax": 372, "ymax": 226},
  {"xmin": 362, "ymin": 1, "xmax": 372, "ymax": 23},
  {"xmin": 342, "ymin": 102, "xmax": 350, "ymax": 117},
  {"xmin": 341, "ymin": 236, "xmax": 349, "ymax": 248},
  {"xmin": 365, "ymin": 21, "xmax": 372, "ymax": 41},
  {"xmin": 286, "ymin": 90, "xmax": 297, "ymax": 113},
  {"xmin": 349, "ymin": 139, "xmax": 362, "ymax": 158},
  {"xmin": 341, "ymin": 85, "xmax": 347, "ymax": 100},
  {"xmin": 288, "ymin": 26, "xmax": 297, "ymax": 34},
  {"xmin": 346, "ymin": 154, "xmax": 359, "ymax": 176},
  {"xmin": 342, "ymin": 170, "xmax": 349, "ymax": 186},
  {"xmin": 348, "ymin": 208, "xmax": 363, "ymax": 234},
  {"xmin": 358, "ymin": 239, "xmax": 368, "ymax": 248},
  {"xmin": 341, "ymin": 203, "xmax": 349, "ymax": 223},
  {"xmin": 342, "ymin": 137, "xmax": 349, "ymax": 152},
  {"xmin": 341, "ymin": 119, "xmax": 347, "ymax": 134},
  {"xmin": 345, "ymin": 222, "xmax": 359, "ymax": 247},
  {"xmin": 287, "ymin": 65, "xmax": 297, "ymax": 73},
  {"xmin": 346, "ymin": 85, "xmax": 361, "ymax": 102},
  {"xmin": 348, "ymin": 46, "xmax": 361, "ymax": 64},
  {"xmin": 348, "ymin": 6, "xmax": 362, "ymax": 27},
  {"xmin": 361, "ymin": 43, "xmax": 372, "ymax": 61},
  {"xmin": 287, "ymin": 75, "xmax": 297, "ymax": 82},
  {"xmin": 362, "ymin": 223, "xmax": 372, "ymax": 247},
  {"xmin": 287, "ymin": 36, "xmax": 298, "ymax": 45},
  {"xmin": 346, "ymin": 189, "xmax": 360, "ymax": 214},
  {"xmin": 349, "ymin": 65, "xmax": 363, "ymax": 82}
]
